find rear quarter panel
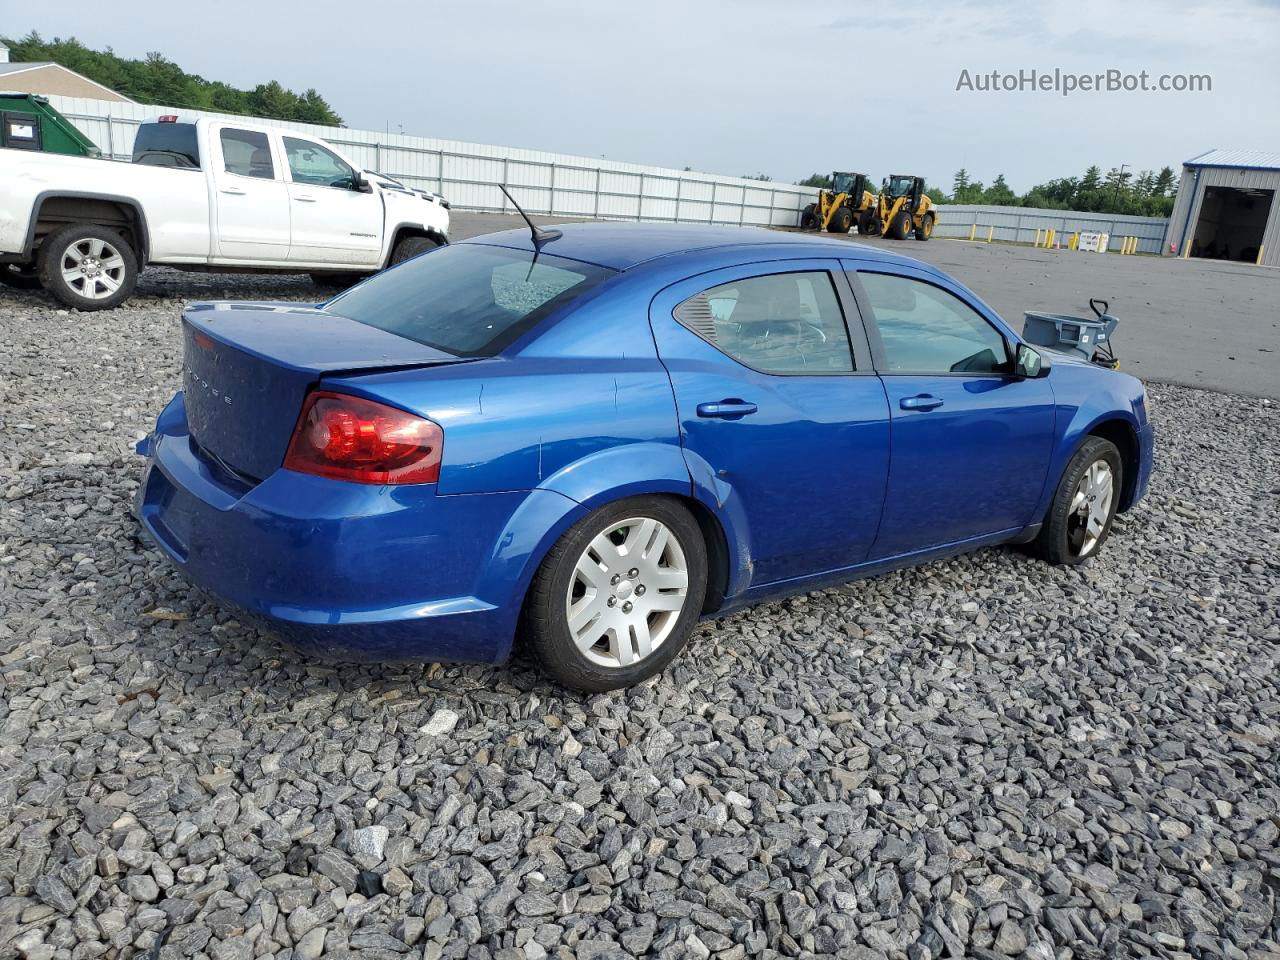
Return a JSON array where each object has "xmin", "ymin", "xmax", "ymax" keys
[{"xmin": 0, "ymin": 150, "xmax": 211, "ymax": 260}]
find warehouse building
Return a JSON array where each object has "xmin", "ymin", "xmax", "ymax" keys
[
  {"xmin": 1165, "ymin": 150, "xmax": 1280, "ymax": 266},
  {"xmin": 0, "ymin": 42, "xmax": 133, "ymax": 103}
]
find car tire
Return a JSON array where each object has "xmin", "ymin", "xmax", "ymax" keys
[
  {"xmin": 0, "ymin": 263, "xmax": 43, "ymax": 290},
  {"xmin": 827, "ymin": 207, "xmax": 853, "ymax": 234},
  {"xmin": 37, "ymin": 224, "xmax": 138, "ymax": 311},
  {"xmin": 522, "ymin": 496, "xmax": 708, "ymax": 692},
  {"xmin": 799, "ymin": 204, "xmax": 818, "ymax": 230},
  {"xmin": 914, "ymin": 213, "xmax": 934, "ymax": 241},
  {"xmin": 1033, "ymin": 436, "xmax": 1123, "ymax": 565},
  {"xmin": 389, "ymin": 235, "xmax": 440, "ymax": 266},
  {"xmin": 888, "ymin": 210, "xmax": 913, "ymax": 240}
]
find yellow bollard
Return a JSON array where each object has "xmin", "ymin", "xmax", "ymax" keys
[
  {"xmin": 1047, "ymin": 228, "xmax": 1055, "ymax": 248},
  {"xmin": 1035, "ymin": 228, "xmax": 1043, "ymax": 247},
  {"xmin": 1257, "ymin": 244, "xmax": 1265, "ymax": 266},
  {"xmin": 987, "ymin": 225, "xmax": 994, "ymax": 243},
  {"xmin": 1070, "ymin": 232, "xmax": 1079, "ymax": 251},
  {"xmin": 969, "ymin": 223, "xmax": 977, "ymax": 241}
]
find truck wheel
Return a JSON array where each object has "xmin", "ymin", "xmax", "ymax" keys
[
  {"xmin": 37, "ymin": 224, "xmax": 137, "ymax": 311},
  {"xmin": 888, "ymin": 210, "xmax": 913, "ymax": 240},
  {"xmin": 1032, "ymin": 437, "xmax": 1122, "ymax": 565},
  {"xmin": 522, "ymin": 496, "xmax": 707, "ymax": 692},
  {"xmin": 858, "ymin": 212, "xmax": 880, "ymax": 236},
  {"xmin": 827, "ymin": 207, "xmax": 853, "ymax": 234},
  {"xmin": 390, "ymin": 235, "xmax": 440, "ymax": 266},
  {"xmin": 0, "ymin": 263, "xmax": 43, "ymax": 290},
  {"xmin": 799, "ymin": 204, "xmax": 818, "ymax": 230},
  {"xmin": 914, "ymin": 213, "xmax": 935, "ymax": 241}
]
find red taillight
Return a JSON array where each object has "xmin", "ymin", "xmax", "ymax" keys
[
  {"xmin": 158, "ymin": 115, "xmax": 178, "ymax": 123},
  {"xmin": 283, "ymin": 391, "xmax": 443, "ymax": 484}
]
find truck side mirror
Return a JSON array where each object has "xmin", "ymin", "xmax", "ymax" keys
[{"xmin": 353, "ymin": 172, "xmax": 372, "ymax": 193}]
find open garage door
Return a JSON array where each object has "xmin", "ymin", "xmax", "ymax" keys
[{"xmin": 1190, "ymin": 187, "xmax": 1273, "ymax": 263}]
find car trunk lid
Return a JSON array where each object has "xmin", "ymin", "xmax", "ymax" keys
[{"xmin": 181, "ymin": 301, "xmax": 466, "ymax": 480}]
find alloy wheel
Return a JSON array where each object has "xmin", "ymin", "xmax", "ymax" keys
[
  {"xmin": 1067, "ymin": 459, "xmax": 1114, "ymax": 557},
  {"xmin": 59, "ymin": 237, "xmax": 126, "ymax": 301},
  {"xmin": 564, "ymin": 516, "xmax": 689, "ymax": 668}
]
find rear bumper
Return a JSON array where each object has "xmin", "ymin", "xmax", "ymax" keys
[{"xmin": 134, "ymin": 392, "xmax": 554, "ymax": 664}]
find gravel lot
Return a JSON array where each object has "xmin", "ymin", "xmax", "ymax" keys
[{"xmin": 1, "ymin": 272, "xmax": 1278, "ymax": 960}]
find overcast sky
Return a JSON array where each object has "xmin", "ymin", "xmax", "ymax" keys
[{"xmin": 11, "ymin": 0, "xmax": 1280, "ymax": 191}]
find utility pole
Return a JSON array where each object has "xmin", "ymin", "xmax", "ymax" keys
[{"xmin": 1112, "ymin": 163, "xmax": 1129, "ymax": 208}]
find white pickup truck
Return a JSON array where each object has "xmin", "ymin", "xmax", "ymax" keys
[{"xmin": 0, "ymin": 115, "xmax": 451, "ymax": 310}]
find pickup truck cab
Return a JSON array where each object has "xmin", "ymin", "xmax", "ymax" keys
[{"xmin": 0, "ymin": 115, "xmax": 450, "ymax": 310}]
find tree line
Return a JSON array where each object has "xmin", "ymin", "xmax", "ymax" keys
[
  {"xmin": 797, "ymin": 166, "xmax": 1177, "ymax": 217},
  {"xmin": 4, "ymin": 32, "xmax": 343, "ymax": 126}
]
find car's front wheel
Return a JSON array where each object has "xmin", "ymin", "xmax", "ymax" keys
[
  {"xmin": 523, "ymin": 496, "xmax": 707, "ymax": 691},
  {"xmin": 1034, "ymin": 436, "xmax": 1122, "ymax": 564}
]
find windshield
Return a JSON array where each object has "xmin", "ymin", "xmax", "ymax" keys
[
  {"xmin": 886, "ymin": 176, "xmax": 915, "ymax": 197},
  {"xmin": 326, "ymin": 244, "xmax": 615, "ymax": 357},
  {"xmin": 832, "ymin": 173, "xmax": 854, "ymax": 194}
]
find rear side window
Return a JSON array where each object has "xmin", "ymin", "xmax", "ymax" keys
[
  {"xmin": 220, "ymin": 129, "xmax": 274, "ymax": 179},
  {"xmin": 132, "ymin": 123, "xmax": 200, "ymax": 169},
  {"xmin": 674, "ymin": 271, "xmax": 854, "ymax": 373},
  {"xmin": 858, "ymin": 272, "xmax": 1008, "ymax": 374},
  {"xmin": 326, "ymin": 244, "xmax": 614, "ymax": 357}
]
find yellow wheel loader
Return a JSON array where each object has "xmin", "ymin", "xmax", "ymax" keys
[
  {"xmin": 799, "ymin": 172, "xmax": 876, "ymax": 234},
  {"xmin": 859, "ymin": 175, "xmax": 936, "ymax": 241}
]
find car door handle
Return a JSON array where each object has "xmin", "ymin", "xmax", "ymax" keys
[
  {"xmin": 293, "ymin": 195, "xmax": 317, "ymax": 203},
  {"xmin": 220, "ymin": 188, "xmax": 247, "ymax": 196},
  {"xmin": 899, "ymin": 394, "xmax": 944, "ymax": 411},
  {"xmin": 697, "ymin": 400, "xmax": 758, "ymax": 419}
]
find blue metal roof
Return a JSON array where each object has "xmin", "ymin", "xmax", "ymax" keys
[
  {"xmin": 1184, "ymin": 149, "xmax": 1280, "ymax": 171},
  {"xmin": 459, "ymin": 222, "xmax": 916, "ymax": 272}
]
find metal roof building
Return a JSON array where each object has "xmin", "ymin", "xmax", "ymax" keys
[{"xmin": 1165, "ymin": 149, "xmax": 1280, "ymax": 266}]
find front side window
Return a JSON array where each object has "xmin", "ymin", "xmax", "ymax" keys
[
  {"xmin": 326, "ymin": 244, "xmax": 614, "ymax": 357},
  {"xmin": 858, "ymin": 272, "xmax": 1009, "ymax": 374},
  {"xmin": 284, "ymin": 137, "xmax": 356, "ymax": 189},
  {"xmin": 674, "ymin": 271, "xmax": 854, "ymax": 374},
  {"xmin": 220, "ymin": 129, "xmax": 273, "ymax": 179}
]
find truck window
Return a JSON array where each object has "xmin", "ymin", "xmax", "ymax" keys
[
  {"xmin": 220, "ymin": 129, "xmax": 274, "ymax": 179},
  {"xmin": 132, "ymin": 123, "xmax": 200, "ymax": 169},
  {"xmin": 283, "ymin": 137, "xmax": 356, "ymax": 189}
]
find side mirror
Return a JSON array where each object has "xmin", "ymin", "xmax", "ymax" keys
[
  {"xmin": 353, "ymin": 172, "xmax": 372, "ymax": 193},
  {"xmin": 1015, "ymin": 342, "xmax": 1051, "ymax": 378}
]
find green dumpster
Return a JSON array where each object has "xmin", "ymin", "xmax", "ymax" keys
[{"xmin": 0, "ymin": 92, "xmax": 100, "ymax": 157}]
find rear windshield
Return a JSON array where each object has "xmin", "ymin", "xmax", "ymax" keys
[
  {"xmin": 327, "ymin": 244, "xmax": 614, "ymax": 357},
  {"xmin": 132, "ymin": 123, "xmax": 200, "ymax": 169}
]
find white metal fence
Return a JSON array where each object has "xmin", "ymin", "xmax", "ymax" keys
[
  {"xmin": 46, "ymin": 95, "xmax": 821, "ymax": 227},
  {"xmin": 931, "ymin": 203, "xmax": 1170, "ymax": 254},
  {"xmin": 43, "ymin": 97, "xmax": 1176, "ymax": 251}
]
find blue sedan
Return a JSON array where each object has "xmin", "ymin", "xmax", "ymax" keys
[{"xmin": 136, "ymin": 223, "xmax": 1154, "ymax": 691}]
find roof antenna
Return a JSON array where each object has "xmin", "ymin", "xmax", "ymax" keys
[{"xmin": 499, "ymin": 184, "xmax": 561, "ymax": 247}]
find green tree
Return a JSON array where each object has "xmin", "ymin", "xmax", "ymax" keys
[
  {"xmin": 2, "ymin": 31, "xmax": 343, "ymax": 125},
  {"xmin": 799, "ymin": 173, "xmax": 834, "ymax": 188},
  {"xmin": 1152, "ymin": 166, "xmax": 1176, "ymax": 197},
  {"xmin": 742, "ymin": 172, "xmax": 772, "ymax": 181},
  {"xmin": 983, "ymin": 174, "xmax": 1017, "ymax": 205},
  {"xmin": 952, "ymin": 168, "xmax": 970, "ymax": 195}
]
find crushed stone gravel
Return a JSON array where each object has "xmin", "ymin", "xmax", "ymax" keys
[{"xmin": 1, "ymin": 271, "xmax": 1278, "ymax": 960}]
